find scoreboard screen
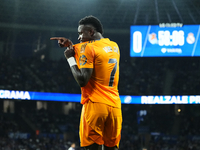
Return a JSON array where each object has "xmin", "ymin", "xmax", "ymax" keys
[{"xmin": 130, "ymin": 25, "xmax": 200, "ymax": 57}]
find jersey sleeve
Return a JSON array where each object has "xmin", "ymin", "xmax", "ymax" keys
[{"xmin": 79, "ymin": 44, "xmax": 94, "ymax": 69}]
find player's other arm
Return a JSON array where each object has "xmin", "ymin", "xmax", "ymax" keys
[
  {"xmin": 64, "ymin": 46, "xmax": 93, "ymax": 87},
  {"xmin": 50, "ymin": 37, "xmax": 92, "ymax": 87}
]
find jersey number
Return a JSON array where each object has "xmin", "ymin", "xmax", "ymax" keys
[{"xmin": 108, "ymin": 58, "xmax": 117, "ymax": 87}]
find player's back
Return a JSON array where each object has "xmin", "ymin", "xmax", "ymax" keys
[
  {"xmin": 90, "ymin": 38, "xmax": 120, "ymax": 89},
  {"xmin": 74, "ymin": 38, "xmax": 121, "ymax": 108}
]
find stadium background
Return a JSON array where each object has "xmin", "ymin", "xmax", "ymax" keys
[{"xmin": 1, "ymin": 0, "xmax": 200, "ymax": 149}]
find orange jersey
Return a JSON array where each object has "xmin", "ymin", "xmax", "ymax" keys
[{"xmin": 73, "ymin": 38, "xmax": 121, "ymax": 108}]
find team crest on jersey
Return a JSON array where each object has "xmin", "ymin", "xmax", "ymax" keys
[
  {"xmin": 80, "ymin": 43, "xmax": 87, "ymax": 53},
  {"xmin": 79, "ymin": 55, "xmax": 87, "ymax": 66}
]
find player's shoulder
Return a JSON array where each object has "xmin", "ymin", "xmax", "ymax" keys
[
  {"xmin": 91, "ymin": 38, "xmax": 118, "ymax": 46},
  {"xmin": 73, "ymin": 41, "xmax": 88, "ymax": 48},
  {"xmin": 80, "ymin": 39, "xmax": 100, "ymax": 49},
  {"xmin": 110, "ymin": 40, "xmax": 118, "ymax": 47},
  {"xmin": 103, "ymin": 38, "xmax": 118, "ymax": 47},
  {"xmin": 74, "ymin": 38, "xmax": 118, "ymax": 50}
]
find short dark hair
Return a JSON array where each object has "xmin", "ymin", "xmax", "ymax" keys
[{"xmin": 79, "ymin": 15, "xmax": 103, "ymax": 34}]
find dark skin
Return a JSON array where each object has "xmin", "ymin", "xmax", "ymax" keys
[
  {"xmin": 50, "ymin": 25, "xmax": 118, "ymax": 150},
  {"xmin": 50, "ymin": 25, "xmax": 103, "ymax": 87}
]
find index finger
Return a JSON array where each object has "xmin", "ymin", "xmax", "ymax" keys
[{"xmin": 50, "ymin": 37, "xmax": 62, "ymax": 40}]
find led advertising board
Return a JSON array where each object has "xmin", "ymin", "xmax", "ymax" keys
[{"xmin": 1, "ymin": 90, "xmax": 200, "ymax": 104}]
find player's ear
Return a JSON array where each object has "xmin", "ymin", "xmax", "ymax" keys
[{"xmin": 90, "ymin": 29, "xmax": 95, "ymax": 36}]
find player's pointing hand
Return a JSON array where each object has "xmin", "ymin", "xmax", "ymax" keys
[{"xmin": 50, "ymin": 37, "xmax": 73, "ymax": 48}]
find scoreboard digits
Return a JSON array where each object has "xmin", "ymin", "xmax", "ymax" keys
[
  {"xmin": 133, "ymin": 31, "xmax": 142, "ymax": 53},
  {"xmin": 158, "ymin": 30, "xmax": 184, "ymax": 46}
]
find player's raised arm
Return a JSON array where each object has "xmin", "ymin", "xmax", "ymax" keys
[
  {"xmin": 50, "ymin": 37, "xmax": 73, "ymax": 47},
  {"xmin": 64, "ymin": 45, "xmax": 93, "ymax": 87}
]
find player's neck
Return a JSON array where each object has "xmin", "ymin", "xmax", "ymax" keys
[{"xmin": 93, "ymin": 32, "xmax": 104, "ymax": 40}]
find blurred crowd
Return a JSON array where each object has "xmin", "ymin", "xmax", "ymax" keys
[
  {"xmin": 1, "ymin": 103, "xmax": 200, "ymax": 150},
  {"xmin": 1, "ymin": 55, "xmax": 200, "ymax": 96}
]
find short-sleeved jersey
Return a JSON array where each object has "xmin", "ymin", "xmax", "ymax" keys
[{"xmin": 73, "ymin": 38, "xmax": 121, "ymax": 108}]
